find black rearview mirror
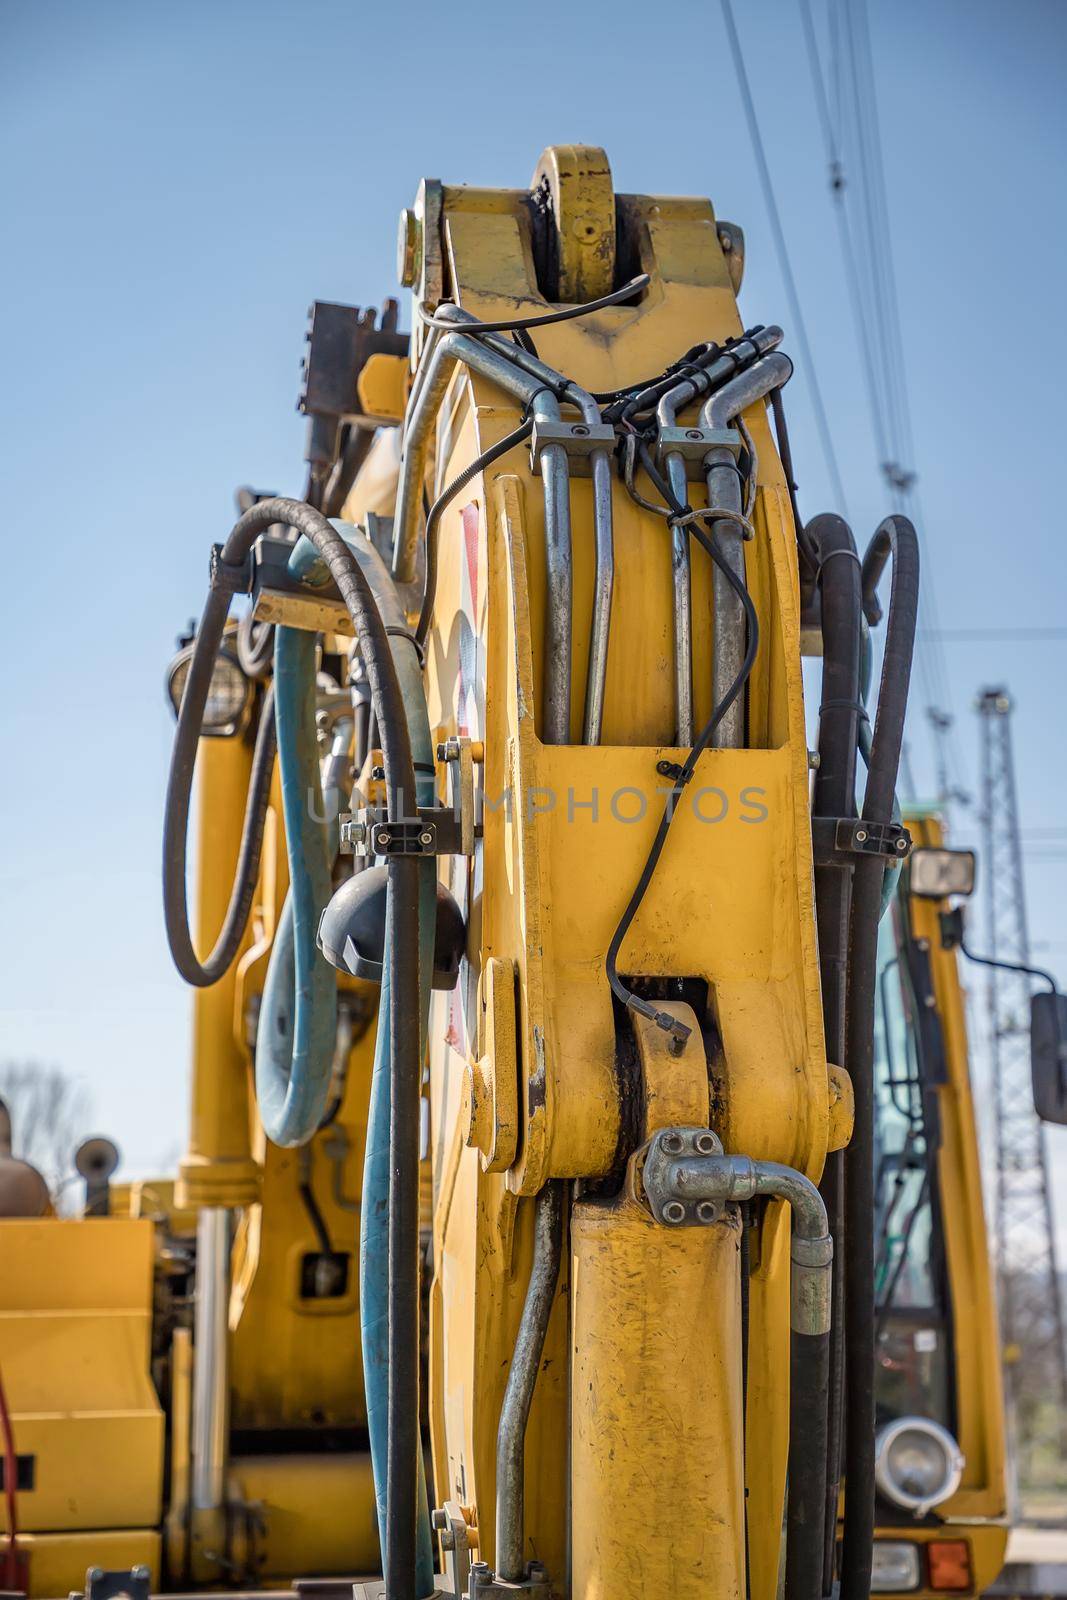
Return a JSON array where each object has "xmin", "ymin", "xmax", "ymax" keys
[{"xmin": 1031, "ymin": 990, "xmax": 1067, "ymax": 1125}]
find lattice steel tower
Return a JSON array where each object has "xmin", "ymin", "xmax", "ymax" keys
[{"xmin": 978, "ymin": 686, "xmax": 1067, "ymax": 1497}]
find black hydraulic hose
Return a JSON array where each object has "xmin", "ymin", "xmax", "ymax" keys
[
  {"xmin": 805, "ymin": 513, "xmax": 863, "ymax": 1593},
  {"xmin": 839, "ymin": 515, "xmax": 919, "ymax": 1600},
  {"xmin": 163, "ymin": 677, "xmax": 276, "ymax": 987},
  {"xmin": 786, "ymin": 1323, "xmax": 831, "ymax": 1600},
  {"xmin": 163, "ymin": 497, "xmax": 423, "ymax": 1600}
]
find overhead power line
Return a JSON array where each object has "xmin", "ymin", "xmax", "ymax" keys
[
  {"xmin": 720, "ymin": 0, "xmax": 850, "ymax": 516},
  {"xmin": 799, "ymin": 0, "xmax": 969, "ymax": 807}
]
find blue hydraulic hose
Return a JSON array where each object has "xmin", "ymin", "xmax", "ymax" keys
[
  {"xmin": 273, "ymin": 529, "xmax": 435, "ymax": 1591},
  {"xmin": 343, "ymin": 552, "xmax": 436, "ymax": 1596},
  {"xmin": 255, "ymin": 541, "xmax": 338, "ymax": 1147}
]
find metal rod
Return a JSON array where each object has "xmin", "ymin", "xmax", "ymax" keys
[
  {"xmin": 584, "ymin": 443, "xmax": 614, "ymax": 743},
  {"xmin": 700, "ymin": 352, "xmax": 793, "ymax": 748},
  {"xmin": 191, "ymin": 1206, "xmax": 231, "ymax": 1512},
  {"xmin": 495, "ymin": 1181, "xmax": 564, "ymax": 1582}
]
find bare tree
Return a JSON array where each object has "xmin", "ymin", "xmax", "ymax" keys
[{"xmin": 0, "ymin": 1062, "xmax": 92, "ymax": 1192}]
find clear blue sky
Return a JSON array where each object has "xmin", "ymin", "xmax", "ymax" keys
[{"xmin": 3, "ymin": 0, "xmax": 1066, "ymax": 1243}]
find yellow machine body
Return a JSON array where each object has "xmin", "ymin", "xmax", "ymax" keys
[{"xmin": 0, "ymin": 150, "xmax": 1011, "ymax": 1600}]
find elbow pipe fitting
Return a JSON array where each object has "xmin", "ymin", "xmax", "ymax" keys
[
  {"xmin": 655, "ymin": 325, "xmax": 785, "ymax": 431},
  {"xmin": 640, "ymin": 1134, "xmax": 832, "ymax": 1336},
  {"xmin": 701, "ymin": 350, "xmax": 794, "ymax": 431}
]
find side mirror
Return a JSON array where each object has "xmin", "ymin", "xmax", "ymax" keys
[{"xmin": 1031, "ymin": 991, "xmax": 1067, "ymax": 1125}]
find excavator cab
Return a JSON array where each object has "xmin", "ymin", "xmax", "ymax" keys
[{"xmin": 865, "ymin": 816, "xmax": 1007, "ymax": 1595}]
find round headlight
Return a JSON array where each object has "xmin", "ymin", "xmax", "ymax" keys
[
  {"xmin": 167, "ymin": 644, "xmax": 251, "ymax": 736},
  {"xmin": 874, "ymin": 1417, "xmax": 964, "ymax": 1517}
]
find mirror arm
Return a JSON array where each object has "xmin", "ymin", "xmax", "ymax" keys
[{"xmin": 940, "ymin": 907, "xmax": 1059, "ymax": 992}]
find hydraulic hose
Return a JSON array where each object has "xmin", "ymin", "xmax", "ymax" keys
[
  {"xmin": 164, "ymin": 499, "xmax": 424, "ymax": 1600},
  {"xmin": 839, "ymin": 515, "xmax": 919, "ymax": 1600},
  {"xmin": 164, "ymin": 671, "xmax": 276, "ymax": 987},
  {"xmin": 805, "ymin": 513, "xmax": 863, "ymax": 1594},
  {"xmin": 255, "ymin": 542, "xmax": 338, "ymax": 1147},
  {"xmin": 340, "ymin": 526, "xmax": 437, "ymax": 1598}
]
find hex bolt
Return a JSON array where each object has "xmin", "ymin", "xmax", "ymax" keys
[
  {"xmin": 696, "ymin": 1200, "xmax": 719, "ymax": 1223},
  {"xmin": 663, "ymin": 1200, "xmax": 686, "ymax": 1224},
  {"xmin": 896, "ymin": 836, "xmax": 908, "ymax": 851},
  {"xmin": 695, "ymin": 1131, "xmax": 717, "ymax": 1155},
  {"xmin": 661, "ymin": 1132, "xmax": 684, "ymax": 1154}
]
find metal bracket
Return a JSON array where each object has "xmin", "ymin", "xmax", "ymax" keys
[
  {"xmin": 432, "ymin": 1500, "xmax": 474, "ymax": 1600},
  {"xmin": 77, "ymin": 1569, "xmax": 151, "ymax": 1600},
  {"xmin": 641, "ymin": 1126, "xmax": 726, "ymax": 1226},
  {"xmin": 466, "ymin": 1562, "xmax": 551, "ymax": 1599},
  {"xmin": 811, "ymin": 816, "xmax": 912, "ymax": 867},
  {"xmin": 529, "ymin": 417, "xmax": 615, "ymax": 477},
  {"xmin": 437, "ymin": 734, "xmax": 477, "ymax": 857},
  {"xmin": 338, "ymin": 804, "xmax": 471, "ymax": 859},
  {"xmin": 656, "ymin": 424, "xmax": 742, "ymax": 480}
]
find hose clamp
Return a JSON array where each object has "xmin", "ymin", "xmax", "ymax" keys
[
  {"xmin": 209, "ymin": 544, "xmax": 253, "ymax": 596},
  {"xmin": 811, "ymin": 816, "xmax": 912, "ymax": 867},
  {"xmin": 529, "ymin": 417, "xmax": 615, "ymax": 477}
]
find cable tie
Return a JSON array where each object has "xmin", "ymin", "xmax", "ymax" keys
[
  {"xmin": 815, "ymin": 547, "xmax": 862, "ymax": 583},
  {"xmin": 669, "ymin": 506, "xmax": 756, "ymax": 541},
  {"xmin": 818, "ymin": 697, "xmax": 870, "ymax": 722},
  {"xmin": 521, "ymin": 381, "xmax": 569, "ymax": 419},
  {"xmin": 384, "ymin": 624, "xmax": 425, "ymax": 664}
]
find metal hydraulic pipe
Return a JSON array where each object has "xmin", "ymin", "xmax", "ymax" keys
[
  {"xmin": 391, "ymin": 326, "xmax": 575, "ymax": 743},
  {"xmin": 653, "ymin": 331, "xmax": 784, "ymax": 745},
  {"xmin": 191, "ymin": 1206, "xmax": 231, "ymax": 1513},
  {"xmin": 700, "ymin": 352, "xmax": 793, "ymax": 748},
  {"xmin": 428, "ymin": 308, "xmax": 615, "ymax": 744},
  {"xmin": 495, "ymin": 1181, "xmax": 564, "ymax": 1582}
]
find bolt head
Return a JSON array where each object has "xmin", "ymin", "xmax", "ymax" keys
[
  {"xmin": 663, "ymin": 1199, "xmax": 686, "ymax": 1224},
  {"xmin": 571, "ymin": 423, "xmax": 590, "ymax": 436},
  {"xmin": 855, "ymin": 828, "xmax": 868, "ymax": 843},
  {"xmin": 685, "ymin": 429, "xmax": 704, "ymax": 440},
  {"xmin": 377, "ymin": 831, "xmax": 391, "ymax": 847},
  {"xmin": 661, "ymin": 1131, "xmax": 684, "ymax": 1154},
  {"xmin": 419, "ymin": 830, "xmax": 434, "ymax": 846},
  {"xmin": 696, "ymin": 1199, "xmax": 719, "ymax": 1223},
  {"xmin": 695, "ymin": 1131, "xmax": 717, "ymax": 1154}
]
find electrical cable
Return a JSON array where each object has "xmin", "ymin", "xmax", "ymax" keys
[
  {"xmin": 605, "ymin": 440, "xmax": 760, "ymax": 1048},
  {"xmin": 418, "ymin": 273, "xmax": 649, "ymax": 335},
  {"xmin": 801, "ymin": 0, "xmax": 967, "ymax": 802},
  {"xmin": 416, "ymin": 416, "xmax": 535, "ymax": 649}
]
